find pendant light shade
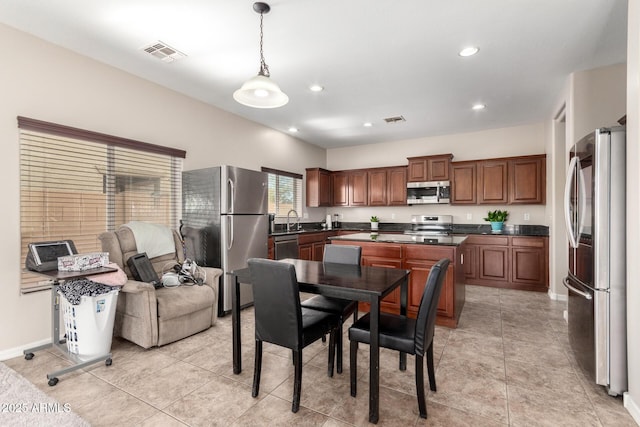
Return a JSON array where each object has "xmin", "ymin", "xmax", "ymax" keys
[{"xmin": 234, "ymin": 2, "xmax": 288, "ymax": 109}]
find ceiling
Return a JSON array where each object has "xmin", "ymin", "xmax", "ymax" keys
[{"xmin": 0, "ymin": 0, "xmax": 628, "ymax": 149}]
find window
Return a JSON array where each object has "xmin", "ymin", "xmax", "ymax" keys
[
  {"xmin": 19, "ymin": 117, "xmax": 185, "ymax": 292},
  {"xmin": 261, "ymin": 167, "xmax": 303, "ymax": 218}
]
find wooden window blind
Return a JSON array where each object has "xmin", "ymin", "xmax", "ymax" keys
[
  {"xmin": 19, "ymin": 119, "xmax": 183, "ymax": 293},
  {"xmin": 261, "ymin": 167, "xmax": 303, "ymax": 218}
]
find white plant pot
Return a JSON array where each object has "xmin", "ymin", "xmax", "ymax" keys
[{"xmin": 371, "ymin": 222, "xmax": 378, "ymax": 230}]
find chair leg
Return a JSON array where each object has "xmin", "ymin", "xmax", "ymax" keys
[
  {"xmin": 328, "ymin": 328, "xmax": 336, "ymax": 377},
  {"xmin": 426, "ymin": 341, "xmax": 436, "ymax": 392},
  {"xmin": 292, "ymin": 350, "xmax": 302, "ymax": 413},
  {"xmin": 321, "ymin": 334, "xmax": 326, "ymax": 343},
  {"xmin": 252, "ymin": 339, "xmax": 263, "ymax": 398},
  {"xmin": 336, "ymin": 322, "xmax": 344, "ymax": 374},
  {"xmin": 415, "ymin": 355, "xmax": 427, "ymax": 419},
  {"xmin": 350, "ymin": 340, "xmax": 358, "ymax": 397}
]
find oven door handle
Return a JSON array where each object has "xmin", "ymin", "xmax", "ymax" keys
[{"xmin": 562, "ymin": 277, "xmax": 592, "ymax": 300}]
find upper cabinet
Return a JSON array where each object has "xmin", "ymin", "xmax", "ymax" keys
[
  {"xmin": 451, "ymin": 154, "xmax": 546, "ymax": 205},
  {"xmin": 305, "ymin": 168, "xmax": 332, "ymax": 207},
  {"xmin": 331, "ymin": 169, "xmax": 368, "ymax": 207},
  {"xmin": 368, "ymin": 166, "xmax": 407, "ymax": 206},
  {"xmin": 407, "ymin": 154, "xmax": 452, "ymax": 182}
]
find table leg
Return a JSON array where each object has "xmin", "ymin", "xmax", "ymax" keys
[
  {"xmin": 369, "ymin": 296, "xmax": 380, "ymax": 424},
  {"xmin": 232, "ymin": 274, "xmax": 242, "ymax": 375},
  {"xmin": 399, "ymin": 275, "xmax": 408, "ymax": 370}
]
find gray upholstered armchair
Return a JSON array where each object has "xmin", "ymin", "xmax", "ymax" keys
[{"xmin": 99, "ymin": 225, "xmax": 221, "ymax": 348}]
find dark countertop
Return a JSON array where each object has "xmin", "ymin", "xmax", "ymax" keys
[
  {"xmin": 329, "ymin": 233, "xmax": 467, "ymax": 246},
  {"xmin": 270, "ymin": 222, "xmax": 548, "ymax": 237}
]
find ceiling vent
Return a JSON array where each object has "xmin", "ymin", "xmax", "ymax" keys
[
  {"xmin": 141, "ymin": 41, "xmax": 186, "ymax": 63},
  {"xmin": 383, "ymin": 115, "xmax": 406, "ymax": 124}
]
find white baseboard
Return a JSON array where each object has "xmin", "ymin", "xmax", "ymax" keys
[
  {"xmin": 548, "ymin": 289, "xmax": 568, "ymax": 302},
  {"xmin": 624, "ymin": 392, "xmax": 640, "ymax": 425},
  {"xmin": 0, "ymin": 338, "xmax": 51, "ymax": 362}
]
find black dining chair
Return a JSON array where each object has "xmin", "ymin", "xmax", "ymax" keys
[
  {"xmin": 300, "ymin": 244, "xmax": 361, "ymax": 374},
  {"xmin": 348, "ymin": 258, "xmax": 450, "ymax": 419},
  {"xmin": 247, "ymin": 258, "xmax": 340, "ymax": 413}
]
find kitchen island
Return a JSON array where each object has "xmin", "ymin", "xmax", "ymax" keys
[{"xmin": 329, "ymin": 233, "xmax": 466, "ymax": 328}]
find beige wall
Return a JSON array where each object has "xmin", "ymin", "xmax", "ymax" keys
[
  {"xmin": 0, "ymin": 23, "xmax": 325, "ymax": 355},
  {"xmin": 625, "ymin": 0, "xmax": 640, "ymax": 421}
]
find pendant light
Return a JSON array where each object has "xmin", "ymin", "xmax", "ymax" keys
[{"xmin": 233, "ymin": 2, "xmax": 289, "ymax": 108}]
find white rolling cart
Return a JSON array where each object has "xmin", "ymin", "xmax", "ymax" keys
[{"xmin": 23, "ymin": 266, "xmax": 118, "ymax": 386}]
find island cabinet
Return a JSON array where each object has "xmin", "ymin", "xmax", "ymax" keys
[
  {"xmin": 407, "ymin": 154, "xmax": 453, "ymax": 182},
  {"xmin": 298, "ymin": 231, "xmax": 338, "ymax": 261},
  {"xmin": 464, "ymin": 235, "xmax": 548, "ymax": 292},
  {"xmin": 450, "ymin": 154, "xmax": 546, "ymax": 205},
  {"xmin": 305, "ymin": 168, "xmax": 332, "ymax": 207},
  {"xmin": 332, "ymin": 240, "xmax": 465, "ymax": 328}
]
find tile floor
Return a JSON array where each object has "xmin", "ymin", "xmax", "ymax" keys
[{"xmin": 5, "ymin": 285, "xmax": 637, "ymax": 426}]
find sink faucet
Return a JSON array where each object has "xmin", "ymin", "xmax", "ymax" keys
[{"xmin": 287, "ymin": 209, "xmax": 300, "ymax": 232}]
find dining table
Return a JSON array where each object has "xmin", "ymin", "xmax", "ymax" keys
[{"xmin": 230, "ymin": 258, "xmax": 410, "ymax": 424}]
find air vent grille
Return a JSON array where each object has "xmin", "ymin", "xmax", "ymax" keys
[
  {"xmin": 141, "ymin": 41, "xmax": 186, "ymax": 63},
  {"xmin": 383, "ymin": 115, "xmax": 406, "ymax": 123}
]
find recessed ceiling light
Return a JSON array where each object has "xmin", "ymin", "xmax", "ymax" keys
[
  {"xmin": 309, "ymin": 84, "xmax": 324, "ymax": 92},
  {"xmin": 363, "ymin": 122, "xmax": 373, "ymax": 127},
  {"xmin": 472, "ymin": 103, "xmax": 486, "ymax": 110},
  {"xmin": 288, "ymin": 127, "xmax": 299, "ymax": 133},
  {"xmin": 459, "ymin": 46, "xmax": 479, "ymax": 57}
]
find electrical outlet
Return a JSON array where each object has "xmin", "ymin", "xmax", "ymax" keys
[
  {"xmin": 303, "ymin": 212, "xmax": 309, "ymax": 219},
  {"xmin": 524, "ymin": 213, "xmax": 530, "ymax": 221},
  {"xmin": 391, "ymin": 213, "xmax": 396, "ymax": 219},
  {"xmin": 466, "ymin": 213, "xmax": 472, "ymax": 220}
]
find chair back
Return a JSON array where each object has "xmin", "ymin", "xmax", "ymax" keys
[
  {"xmin": 323, "ymin": 245, "xmax": 362, "ymax": 265},
  {"xmin": 248, "ymin": 258, "xmax": 302, "ymax": 349},
  {"xmin": 414, "ymin": 258, "xmax": 450, "ymax": 355}
]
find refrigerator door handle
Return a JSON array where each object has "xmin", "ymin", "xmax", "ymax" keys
[
  {"xmin": 564, "ymin": 156, "xmax": 580, "ymax": 249},
  {"xmin": 227, "ymin": 216, "xmax": 234, "ymax": 251},
  {"xmin": 563, "ymin": 277, "xmax": 593, "ymax": 300},
  {"xmin": 227, "ymin": 178, "xmax": 235, "ymax": 214}
]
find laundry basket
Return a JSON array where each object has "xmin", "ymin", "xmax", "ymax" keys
[{"xmin": 59, "ymin": 289, "xmax": 119, "ymax": 358}]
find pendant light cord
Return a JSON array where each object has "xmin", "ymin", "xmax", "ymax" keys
[{"xmin": 258, "ymin": 12, "xmax": 271, "ymax": 77}]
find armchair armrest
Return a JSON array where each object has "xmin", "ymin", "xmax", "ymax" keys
[
  {"xmin": 199, "ymin": 267, "xmax": 222, "ymax": 324},
  {"xmin": 114, "ymin": 279, "xmax": 158, "ymax": 348}
]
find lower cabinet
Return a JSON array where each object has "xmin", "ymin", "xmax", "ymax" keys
[
  {"xmin": 464, "ymin": 235, "xmax": 548, "ymax": 292},
  {"xmin": 333, "ymin": 240, "xmax": 465, "ymax": 328},
  {"xmin": 298, "ymin": 231, "xmax": 337, "ymax": 261}
]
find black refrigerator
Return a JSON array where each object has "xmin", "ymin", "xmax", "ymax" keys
[
  {"xmin": 563, "ymin": 126, "xmax": 627, "ymax": 395},
  {"xmin": 181, "ymin": 166, "xmax": 269, "ymax": 316}
]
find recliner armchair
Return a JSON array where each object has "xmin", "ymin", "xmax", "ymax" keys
[{"xmin": 99, "ymin": 225, "xmax": 222, "ymax": 349}]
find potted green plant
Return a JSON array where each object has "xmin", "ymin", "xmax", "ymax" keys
[
  {"xmin": 484, "ymin": 210, "xmax": 508, "ymax": 232},
  {"xmin": 370, "ymin": 215, "xmax": 379, "ymax": 231}
]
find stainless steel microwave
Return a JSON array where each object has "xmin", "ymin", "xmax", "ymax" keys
[{"xmin": 406, "ymin": 181, "xmax": 451, "ymax": 204}]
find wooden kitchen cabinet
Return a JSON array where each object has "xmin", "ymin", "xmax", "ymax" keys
[
  {"xmin": 464, "ymin": 235, "xmax": 548, "ymax": 292},
  {"xmin": 305, "ymin": 168, "xmax": 332, "ymax": 207},
  {"xmin": 367, "ymin": 166, "xmax": 407, "ymax": 206},
  {"xmin": 508, "ymin": 156, "xmax": 546, "ymax": 204},
  {"xmin": 299, "ymin": 231, "xmax": 337, "ymax": 261},
  {"xmin": 452, "ymin": 155, "xmax": 545, "ymax": 205},
  {"xmin": 407, "ymin": 154, "xmax": 452, "ymax": 182},
  {"xmin": 349, "ymin": 170, "xmax": 368, "ymax": 206},
  {"xmin": 333, "ymin": 239, "xmax": 465, "ymax": 328},
  {"xmin": 332, "ymin": 170, "xmax": 367, "ymax": 206},
  {"xmin": 331, "ymin": 172, "xmax": 349, "ymax": 206},
  {"xmin": 367, "ymin": 168, "xmax": 388, "ymax": 206},
  {"xmin": 450, "ymin": 161, "xmax": 477, "ymax": 204},
  {"xmin": 387, "ymin": 166, "xmax": 408, "ymax": 205},
  {"xmin": 268, "ymin": 236, "xmax": 274, "ymax": 260},
  {"xmin": 477, "ymin": 159, "xmax": 509, "ymax": 204},
  {"xmin": 511, "ymin": 236, "xmax": 548, "ymax": 290}
]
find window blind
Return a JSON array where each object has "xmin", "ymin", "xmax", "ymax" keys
[
  {"xmin": 262, "ymin": 167, "xmax": 303, "ymax": 218},
  {"xmin": 19, "ymin": 122, "xmax": 183, "ymax": 292}
]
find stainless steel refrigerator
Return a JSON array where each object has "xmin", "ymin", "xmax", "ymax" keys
[
  {"xmin": 563, "ymin": 126, "xmax": 627, "ymax": 396},
  {"xmin": 181, "ymin": 166, "xmax": 268, "ymax": 316}
]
